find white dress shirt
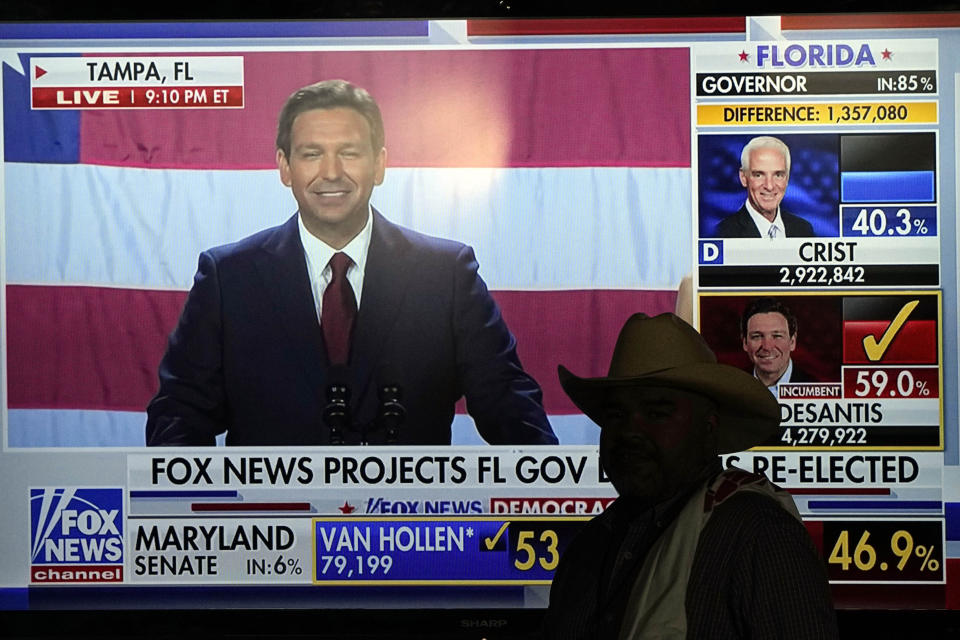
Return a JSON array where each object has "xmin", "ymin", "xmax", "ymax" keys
[
  {"xmin": 756, "ymin": 358, "xmax": 794, "ymax": 395},
  {"xmin": 745, "ymin": 200, "xmax": 787, "ymax": 239},
  {"xmin": 298, "ymin": 208, "xmax": 373, "ymax": 322}
]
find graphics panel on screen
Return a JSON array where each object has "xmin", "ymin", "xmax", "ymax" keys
[
  {"xmin": 1, "ymin": 14, "xmax": 959, "ymax": 636},
  {"xmin": 693, "ymin": 32, "xmax": 955, "ymax": 606}
]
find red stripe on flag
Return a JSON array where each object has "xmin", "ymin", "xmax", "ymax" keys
[
  {"xmin": 493, "ymin": 289, "xmax": 677, "ymax": 415},
  {"xmin": 7, "ymin": 285, "xmax": 675, "ymax": 415},
  {"xmin": 6, "ymin": 285, "xmax": 183, "ymax": 411},
  {"xmin": 79, "ymin": 49, "xmax": 689, "ymax": 170}
]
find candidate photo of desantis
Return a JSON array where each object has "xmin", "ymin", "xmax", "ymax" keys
[{"xmin": 146, "ymin": 80, "xmax": 557, "ymax": 447}]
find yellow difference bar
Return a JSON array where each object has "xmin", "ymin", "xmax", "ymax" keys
[{"xmin": 697, "ymin": 102, "xmax": 937, "ymax": 126}]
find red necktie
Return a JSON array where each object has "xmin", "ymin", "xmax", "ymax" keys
[{"xmin": 321, "ymin": 252, "xmax": 357, "ymax": 364}]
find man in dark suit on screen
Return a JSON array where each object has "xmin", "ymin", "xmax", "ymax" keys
[
  {"xmin": 714, "ymin": 136, "xmax": 815, "ymax": 239},
  {"xmin": 146, "ymin": 80, "xmax": 556, "ymax": 446}
]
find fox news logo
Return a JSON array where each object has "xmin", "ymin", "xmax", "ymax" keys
[
  {"xmin": 365, "ymin": 497, "xmax": 483, "ymax": 514},
  {"xmin": 29, "ymin": 488, "xmax": 124, "ymax": 583}
]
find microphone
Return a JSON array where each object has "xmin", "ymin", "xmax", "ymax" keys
[
  {"xmin": 376, "ymin": 363, "xmax": 405, "ymax": 444},
  {"xmin": 322, "ymin": 366, "xmax": 351, "ymax": 445}
]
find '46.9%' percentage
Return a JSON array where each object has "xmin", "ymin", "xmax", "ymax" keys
[{"xmin": 824, "ymin": 520, "xmax": 943, "ymax": 583}]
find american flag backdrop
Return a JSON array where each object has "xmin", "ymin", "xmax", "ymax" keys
[{"xmin": 3, "ymin": 47, "xmax": 692, "ymax": 446}]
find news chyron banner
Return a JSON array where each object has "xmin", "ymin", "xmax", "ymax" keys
[
  {"xmin": 692, "ymin": 38, "xmax": 945, "ymax": 587},
  {"xmin": 111, "ymin": 450, "xmax": 612, "ymax": 586},
  {"xmin": 26, "ymin": 448, "xmax": 942, "ymax": 588},
  {"xmin": 30, "ymin": 57, "xmax": 244, "ymax": 109}
]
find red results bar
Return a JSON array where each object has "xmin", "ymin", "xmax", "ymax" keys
[
  {"xmin": 842, "ymin": 319, "xmax": 937, "ymax": 364},
  {"xmin": 843, "ymin": 367, "xmax": 940, "ymax": 399},
  {"xmin": 32, "ymin": 86, "xmax": 244, "ymax": 109}
]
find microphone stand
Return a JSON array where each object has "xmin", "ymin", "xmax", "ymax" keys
[
  {"xmin": 376, "ymin": 382, "xmax": 405, "ymax": 444},
  {"xmin": 321, "ymin": 374, "xmax": 406, "ymax": 445},
  {"xmin": 322, "ymin": 381, "xmax": 351, "ymax": 445}
]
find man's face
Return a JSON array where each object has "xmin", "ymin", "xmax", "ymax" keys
[
  {"xmin": 742, "ymin": 311, "xmax": 796, "ymax": 384},
  {"xmin": 739, "ymin": 147, "xmax": 788, "ymax": 220},
  {"xmin": 598, "ymin": 386, "xmax": 717, "ymax": 504},
  {"xmin": 278, "ymin": 107, "xmax": 386, "ymax": 247}
]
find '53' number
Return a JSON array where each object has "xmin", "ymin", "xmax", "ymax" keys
[{"xmin": 514, "ymin": 530, "xmax": 559, "ymax": 571}]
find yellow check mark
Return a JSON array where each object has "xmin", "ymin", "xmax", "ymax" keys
[
  {"xmin": 862, "ymin": 299, "xmax": 919, "ymax": 362},
  {"xmin": 484, "ymin": 522, "xmax": 510, "ymax": 550}
]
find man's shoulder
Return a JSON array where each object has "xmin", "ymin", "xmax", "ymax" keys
[
  {"xmin": 205, "ymin": 216, "xmax": 295, "ymax": 262},
  {"xmin": 556, "ymin": 498, "xmax": 618, "ymax": 542},
  {"xmin": 703, "ymin": 489, "xmax": 806, "ymax": 547},
  {"xmin": 373, "ymin": 213, "xmax": 474, "ymax": 271},
  {"xmin": 781, "ymin": 209, "xmax": 816, "ymax": 236},
  {"xmin": 713, "ymin": 206, "xmax": 757, "ymax": 238},
  {"xmin": 376, "ymin": 213, "xmax": 469, "ymax": 257},
  {"xmin": 550, "ymin": 503, "xmax": 617, "ymax": 573},
  {"xmin": 790, "ymin": 362, "xmax": 815, "ymax": 382}
]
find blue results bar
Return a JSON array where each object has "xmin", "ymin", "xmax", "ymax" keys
[
  {"xmin": 313, "ymin": 517, "xmax": 588, "ymax": 584},
  {"xmin": 841, "ymin": 171, "xmax": 936, "ymax": 203}
]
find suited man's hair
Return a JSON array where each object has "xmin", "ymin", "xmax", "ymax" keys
[
  {"xmin": 740, "ymin": 136, "xmax": 791, "ymax": 176},
  {"xmin": 276, "ymin": 79, "xmax": 385, "ymax": 158},
  {"xmin": 740, "ymin": 297, "xmax": 798, "ymax": 338}
]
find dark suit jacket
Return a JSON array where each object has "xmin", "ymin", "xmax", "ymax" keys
[
  {"xmin": 786, "ymin": 362, "xmax": 813, "ymax": 383},
  {"xmin": 542, "ymin": 469, "xmax": 837, "ymax": 639},
  {"xmin": 146, "ymin": 211, "xmax": 556, "ymax": 446},
  {"xmin": 748, "ymin": 361, "xmax": 813, "ymax": 386},
  {"xmin": 714, "ymin": 205, "xmax": 815, "ymax": 238}
]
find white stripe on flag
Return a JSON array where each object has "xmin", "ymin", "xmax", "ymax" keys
[{"xmin": 6, "ymin": 164, "xmax": 690, "ymax": 291}]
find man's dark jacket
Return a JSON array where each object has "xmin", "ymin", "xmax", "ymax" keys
[
  {"xmin": 543, "ymin": 477, "xmax": 838, "ymax": 638},
  {"xmin": 146, "ymin": 211, "xmax": 556, "ymax": 446},
  {"xmin": 714, "ymin": 205, "xmax": 815, "ymax": 238}
]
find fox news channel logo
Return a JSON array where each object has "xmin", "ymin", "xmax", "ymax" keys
[{"xmin": 29, "ymin": 488, "xmax": 124, "ymax": 584}]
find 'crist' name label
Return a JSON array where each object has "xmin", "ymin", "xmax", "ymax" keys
[{"xmin": 799, "ymin": 241, "xmax": 857, "ymax": 262}]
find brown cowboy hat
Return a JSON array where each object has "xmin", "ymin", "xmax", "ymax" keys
[{"xmin": 557, "ymin": 312, "xmax": 780, "ymax": 454}]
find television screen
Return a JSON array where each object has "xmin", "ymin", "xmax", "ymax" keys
[{"xmin": 1, "ymin": 11, "xmax": 958, "ymax": 637}]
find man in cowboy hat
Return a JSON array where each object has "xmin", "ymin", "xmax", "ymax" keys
[{"xmin": 543, "ymin": 313, "xmax": 836, "ymax": 639}]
